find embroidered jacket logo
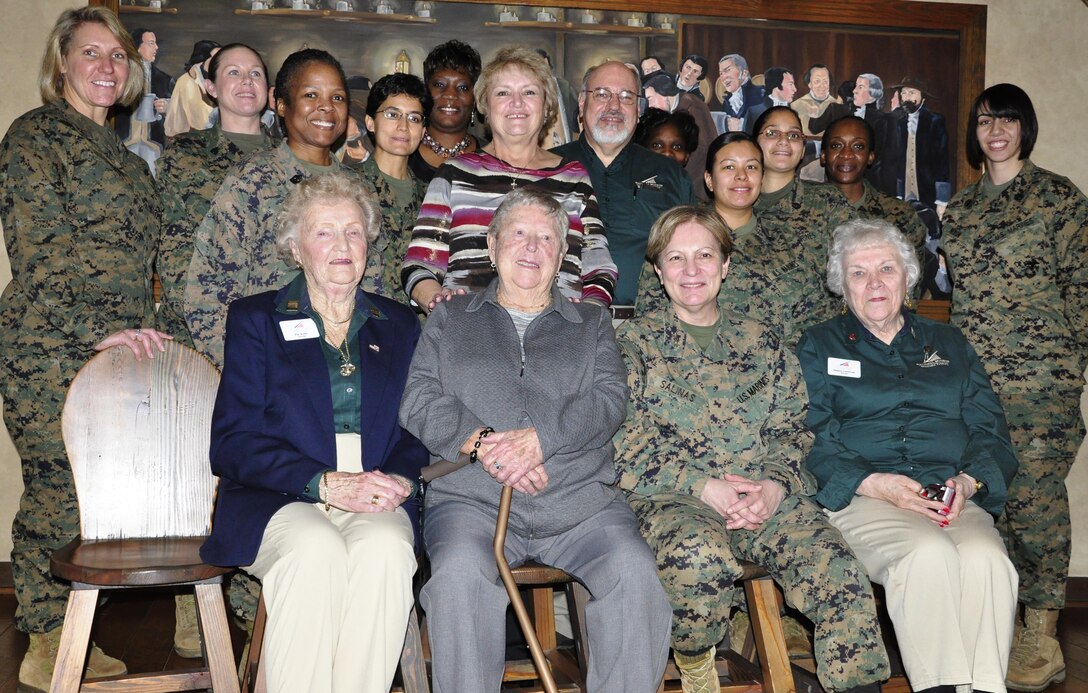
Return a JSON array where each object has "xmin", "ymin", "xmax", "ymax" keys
[{"xmin": 917, "ymin": 350, "xmax": 950, "ymax": 368}]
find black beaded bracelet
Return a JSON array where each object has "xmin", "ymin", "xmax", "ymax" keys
[{"xmin": 469, "ymin": 427, "xmax": 495, "ymax": 464}]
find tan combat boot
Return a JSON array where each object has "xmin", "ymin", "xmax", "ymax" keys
[
  {"xmin": 674, "ymin": 647, "xmax": 719, "ymax": 693},
  {"xmin": 18, "ymin": 627, "xmax": 127, "ymax": 692},
  {"xmin": 174, "ymin": 594, "xmax": 203, "ymax": 658},
  {"xmin": 1006, "ymin": 607, "xmax": 1065, "ymax": 692},
  {"xmin": 782, "ymin": 614, "xmax": 813, "ymax": 659}
]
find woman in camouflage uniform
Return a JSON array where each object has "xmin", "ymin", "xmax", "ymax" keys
[
  {"xmin": 157, "ymin": 43, "xmax": 278, "ymax": 345},
  {"xmin": 0, "ymin": 7, "xmax": 169, "ymax": 690},
  {"xmin": 750, "ymin": 106, "xmax": 854, "ymax": 348},
  {"xmin": 942, "ymin": 83, "xmax": 1088, "ymax": 692}
]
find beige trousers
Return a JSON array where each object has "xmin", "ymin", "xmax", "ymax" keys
[
  {"xmin": 245, "ymin": 434, "xmax": 417, "ymax": 693},
  {"xmin": 827, "ymin": 496, "xmax": 1018, "ymax": 693}
]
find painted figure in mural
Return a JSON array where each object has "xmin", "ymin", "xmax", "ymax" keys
[
  {"xmin": 712, "ymin": 53, "xmax": 764, "ymax": 133},
  {"xmin": 747, "ymin": 66, "xmax": 797, "ymax": 132},
  {"xmin": 0, "ymin": 7, "xmax": 166, "ymax": 690},
  {"xmin": 793, "ymin": 63, "xmax": 842, "ymax": 149},
  {"xmin": 642, "ymin": 71, "xmax": 716, "ymax": 200},
  {"xmin": 675, "ymin": 53, "xmax": 710, "ymax": 102},
  {"xmin": 114, "ymin": 27, "xmax": 175, "ymax": 153},
  {"xmin": 942, "ymin": 83, "xmax": 1088, "ymax": 693},
  {"xmin": 886, "ymin": 76, "xmax": 952, "ymax": 214},
  {"xmin": 163, "ymin": 39, "xmax": 221, "ymax": 137}
]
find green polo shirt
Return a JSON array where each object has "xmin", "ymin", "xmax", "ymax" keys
[{"xmin": 553, "ymin": 136, "xmax": 694, "ymax": 306}]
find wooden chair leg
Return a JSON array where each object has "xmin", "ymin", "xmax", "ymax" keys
[
  {"xmin": 569, "ymin": 582, "xmax": 590, "ymax": 677},
  {"xmin": 399, "ymin": 605, "xmax": 429, "ymax": 693},
  {"xmin": 744, "ymin": 576, "xmax": 793, "ymax": 693},
  {"xmin": 242, "ymin": 592, "xmax": 267, "ymax": 693},
  {"xmin": 195, "ymin": 581, "xmax": 240, "ymax": 693},
  {"xmin": 531, "ymin": 586, "xmax": 558, "ymax": 651},
  {"xmin": 50, "ymin": 588, "xmax": 98, "ymax": 693}
]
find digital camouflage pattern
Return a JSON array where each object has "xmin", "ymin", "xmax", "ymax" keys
[
  {"xmin": 613, "ymin": 306, "xmax": 889, "ymax": 690},
  {"xmin": 350, "ymin": 157, "xmax": 425, "ymax": 302},
  {"xmin": 183, "ymin": 141, "xmax": 375, "ymax": 367},
  {"xmin": 943, "ymin": 160, "xmax": 1088, "ymax": 608},
  {"xmin": 852, "ymin": 179, "xmax": 928, "ymax": 249},
  {"xmin": 156, "ymin": 124, "xmax": 278, "ymax": 345},
  {"xmin": 739, "ymin": 178, "xmax": 854, "ymax": 349},
  {"xmin": 0, "ymin": 101, "xmax": 159, "ymax": 633}
]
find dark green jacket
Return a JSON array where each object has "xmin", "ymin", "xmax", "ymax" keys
[{"xmin": 797, "ymin": 310, "xmax": 1018, "ymax": 515}]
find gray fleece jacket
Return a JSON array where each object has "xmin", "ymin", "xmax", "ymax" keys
[{"xmin": 399, "ymin": 281, "xmax": 628, "ymax": 538}]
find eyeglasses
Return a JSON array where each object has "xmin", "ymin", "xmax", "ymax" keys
[
  {"xmin": 584, "ymin": 87, "xmax": 644, "ymax": 108},
  {"xmin": 376, "ymin": 108, "xmax": 425, "ymax": 125},
  {"xmin": 759, "ymin": 127, "xmax": 804, "ymax": 142}
]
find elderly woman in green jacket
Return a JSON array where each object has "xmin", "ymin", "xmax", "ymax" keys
[{"xmin": 797, "ymin": 219, "xmax": 1019, "ymax": 693}]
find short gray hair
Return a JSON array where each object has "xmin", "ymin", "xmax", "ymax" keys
[
  {"xmin": 718, "ymin": 53, "xmax": 749, "ymax": 77},
  {"xmin": 487, "ymin": 188, "xmax": 569, "ymax": 242},
  {"xmin": 826, "ymin": 219, "xmax": 920, "ymax": 296},
  {"xmin": 275, "ymin": 172, "xmax": 381, "ymax": 263}
]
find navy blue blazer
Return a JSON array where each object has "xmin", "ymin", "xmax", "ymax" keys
[{"xmin": 200, "ymin": 282, "xmax": 427, "ymax": 568}]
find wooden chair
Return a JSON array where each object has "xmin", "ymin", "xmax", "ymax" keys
[
  {"xmin": 50, "ymin": 342, "xmax": 238, "ymax": 692},
  {"xmin": 240, "ymin": 591, "xmax": 430, "ymax": 693}
]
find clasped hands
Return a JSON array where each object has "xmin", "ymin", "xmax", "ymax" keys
[
  {"xmin": 323, "ymin": 470, "xmax": 411, "ymax": 513},
  {"xmin": 462, "ymin": 426, "xmax": 548, "ymax": 495},
  {"xmin": 700, "ymin": 474, "xmax": 786, "ymax": 530}
]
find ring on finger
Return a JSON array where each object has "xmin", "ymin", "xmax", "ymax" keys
[
  {"xmin": 135, "ymin": 329, "xmax": 142, "ymax": 338},
  {"xmin": 370, "ymin": 494, "xmax": 380, "ymax": 505},
  {"xmin": 493, "ymin": 463, "xmax": 504, "ymax": 471}
]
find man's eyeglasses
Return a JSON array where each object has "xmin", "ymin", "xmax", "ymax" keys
[
  {"xmin": 583, "ymin": 87, "xmax": 645, "ymax": 108},
  {"xmin": 376, "ymin": 108, "xmax": 425, "ymax": 125}
]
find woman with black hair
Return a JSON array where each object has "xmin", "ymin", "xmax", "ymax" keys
[
  {"xmin": 408, "ymin": 39, "xmax": 483, "ymax": 182},
  {"xmin": 942, "ymin": 83, "xmax": 1088, "ymax": 692},
  {"xmin": 184, "ymin": 48, "xmax": 365, "ymax": 368},
  {"xmin": 635, "ymin": 107, "xmax": 699, "ymax": 169}
]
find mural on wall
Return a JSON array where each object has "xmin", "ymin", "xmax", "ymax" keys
[{"xmin": 118, "ymin": 0, "xmax": 963, "ymax": 203}]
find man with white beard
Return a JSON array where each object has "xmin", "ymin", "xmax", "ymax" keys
[{"xmin": 554, "ymin": 61, "xmax": 693, "ymax": 319}]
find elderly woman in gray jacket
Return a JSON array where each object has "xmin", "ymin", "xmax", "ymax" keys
[{"xmin": 400, "ymin": 188, "xmax": 671, "ymax": 693}]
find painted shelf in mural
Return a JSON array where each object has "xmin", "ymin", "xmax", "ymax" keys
[
  {"xmin": 482, "ymin": 20, "xmax": 672, "ymax": 35},
  {"xmin": 120, "ymin": 5, "xmax": 179, "ymax": 14},
  {"xmin": 234, "ymin": 8, "xmax": 437, "ymax": 24}
]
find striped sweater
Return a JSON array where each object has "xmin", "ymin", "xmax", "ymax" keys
[{"xmin": 400, "ymin": 151, "xmax": 616, "ymax": 305}]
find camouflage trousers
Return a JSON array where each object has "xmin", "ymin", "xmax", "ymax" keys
[
  {"xmin": 997, "ymin": 390, "xmax": 1085, "ymax": 610},
  {"xmin": 626, "ymin": 492, "xmax": 890, "ymax": 692},
  {"xmin": 1, "ymin": 353, "xmax": 85, "ymax": 634}
]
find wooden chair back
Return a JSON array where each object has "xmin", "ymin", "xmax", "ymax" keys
[{"xmin": 61, "ymin": 342, "xmax": 220, "ymax": 540}]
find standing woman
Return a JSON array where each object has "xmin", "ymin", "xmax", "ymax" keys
[
  {"xmin": 750, "ymin": 106, "xmax": 853, "ymax": 347},
  {"xmin": 184, "ymin": 48, "xmax": 363, "ymax": 368},
  {"xmin": 942, "ymin": 83, "xmax": 1088, "ymax": 692},
  {"xmin": 0, "ymin": 7, "xmax": 170, "ymax": 690},
  {"xmin": 408, "ymin": 40, "xmax": 482, "ymax": 183},
  {"xmin": 157, "ymin": 42, "xmax": 277, "ymax": 345}
]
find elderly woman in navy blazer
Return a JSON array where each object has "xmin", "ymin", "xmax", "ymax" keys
[{"xmin": 200, "ymin": 172, "xmax": 426, "ymax": 693}]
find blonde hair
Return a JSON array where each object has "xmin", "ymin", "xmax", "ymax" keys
[
  {"xmin": 646, "ymin": 206, "xmax": 733, "ymax": 266},
  {"xmin": 474, "ymin": 47, "xmax": 559, "ymax": 147},
  {"xmin": 39, "ymin": 7, "xmax": 144, "ymax": 108}
]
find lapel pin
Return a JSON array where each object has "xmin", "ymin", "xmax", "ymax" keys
[{"xmin": 369, "ymin": 344, "xmax": 380, "ymax": 353}]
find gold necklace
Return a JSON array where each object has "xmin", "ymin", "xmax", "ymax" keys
[{"xmin": 334, "ymin": 337, "xmax": 355, "ymax": 377}]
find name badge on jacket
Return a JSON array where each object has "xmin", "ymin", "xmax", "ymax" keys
[
  {"xmin": 280, "ymin": 318, "xmax": 320, "ymax": 341},
  {"xmin": 827, "ymin": 358, "xmax": 861, "ymax": 378}
]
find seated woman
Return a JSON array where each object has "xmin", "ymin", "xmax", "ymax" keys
[
  {"xmin": 401, "ymin": 46, "xmax": 615, "ymax": 314},
  {"xmin": 200, "ymin": 172, "xmax": 427, "ymax": 693},
  {"xmin": 614, "ymin": 205, "xmax": 889, "ymax": 693},
  {"xmin": 399, "ymin": 189, "xmax": 671, "ymax": 692},
  {"xmin": 797, "ymin": 219, "xmax": 1019, "ymax": 693}
]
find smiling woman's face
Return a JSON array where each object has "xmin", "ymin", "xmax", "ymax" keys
[
  {"xmin": 427, "ymin": 67, "xmax": 475, "ymax": 134},
  {"xmin": 291, "ymin": 198, "xmax": 369, "ymax": 295},
  {"xmin": 277, "ymin": 61, "xmax": 348, "ymax": 162}
]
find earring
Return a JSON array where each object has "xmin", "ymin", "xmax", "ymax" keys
[
  {"xmin": 840, "ymin": 300, "xmax": 848, "ymax": 316},
  {"xmin": 470, "ymin": 109, "xmax": 477, "ymax": 127},
  {"xmin": 904, "ymin": 296, "xmax": 915, "ymax": 310},
  {"xmin": 489, "ymin": 261, "xmax": 496, "ymax": 270}
]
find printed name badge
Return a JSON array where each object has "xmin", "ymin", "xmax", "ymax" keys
[
  {"xmin": 827, "ymin": 357, "xmax": 861, "ymax": 378},
  {"xmin": 280, "ymin": 318, "xmax": 320, "ymax": 341}
]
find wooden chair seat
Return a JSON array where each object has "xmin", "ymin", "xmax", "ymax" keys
[{"xmin": 51, "ymin": 537, "xmax": 229, "ymax": 586}]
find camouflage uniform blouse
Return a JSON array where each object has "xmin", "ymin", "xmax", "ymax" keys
[
  {"xmin": 156, "ymin": 124, "xmax": 277, "ymax": 344},
  {"xmin": 613, "ymin": 304, "xmax": 814, "ymax": 499},
  {"xmin": 942, "ymin": 160, "xmax": 1088, "ymax": 395},
  {"xmin": 350, "ymin": 156, "xmax": 425, "ymax": 301},
  {"xmin": 0, "ymin": 100, "xmax": 158, "ymax": 359},
  {"xmin": 749, "ymin": 178, "xmax": 855, "ymax": 348},
  {"xmin": 183, "ymin": 141, "xmax": 367, "ymax": 367}
]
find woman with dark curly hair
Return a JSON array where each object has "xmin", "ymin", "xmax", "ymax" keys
[
  {"xmin": 635, "ymin": 107, "xmax": 699, "ymax": 170},
  {"xmin": 408, "ymin": 39, "xmax": 483, "ymax": 182}
]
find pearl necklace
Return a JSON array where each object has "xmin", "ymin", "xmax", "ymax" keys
[{"xmin": 423, "ymin": 131, "xmax": 471, "ymax": 158}]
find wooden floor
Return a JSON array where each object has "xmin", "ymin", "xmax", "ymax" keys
[{"xmin": 2, "ymin": 589, "xmax": 1088, "ymax": 692}]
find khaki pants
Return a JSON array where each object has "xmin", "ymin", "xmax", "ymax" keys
[
  {"xmin": 244, "ymin": 434, "xmax": 417, "ymax": 693},
  {"xmin": 828, "ymin": 496, "xmax": 1018, "ymax": 693}
]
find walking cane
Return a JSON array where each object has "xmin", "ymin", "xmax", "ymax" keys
[{"xmin": 494, "ymin": 485, "xmax": 559, "ymax": 693}]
